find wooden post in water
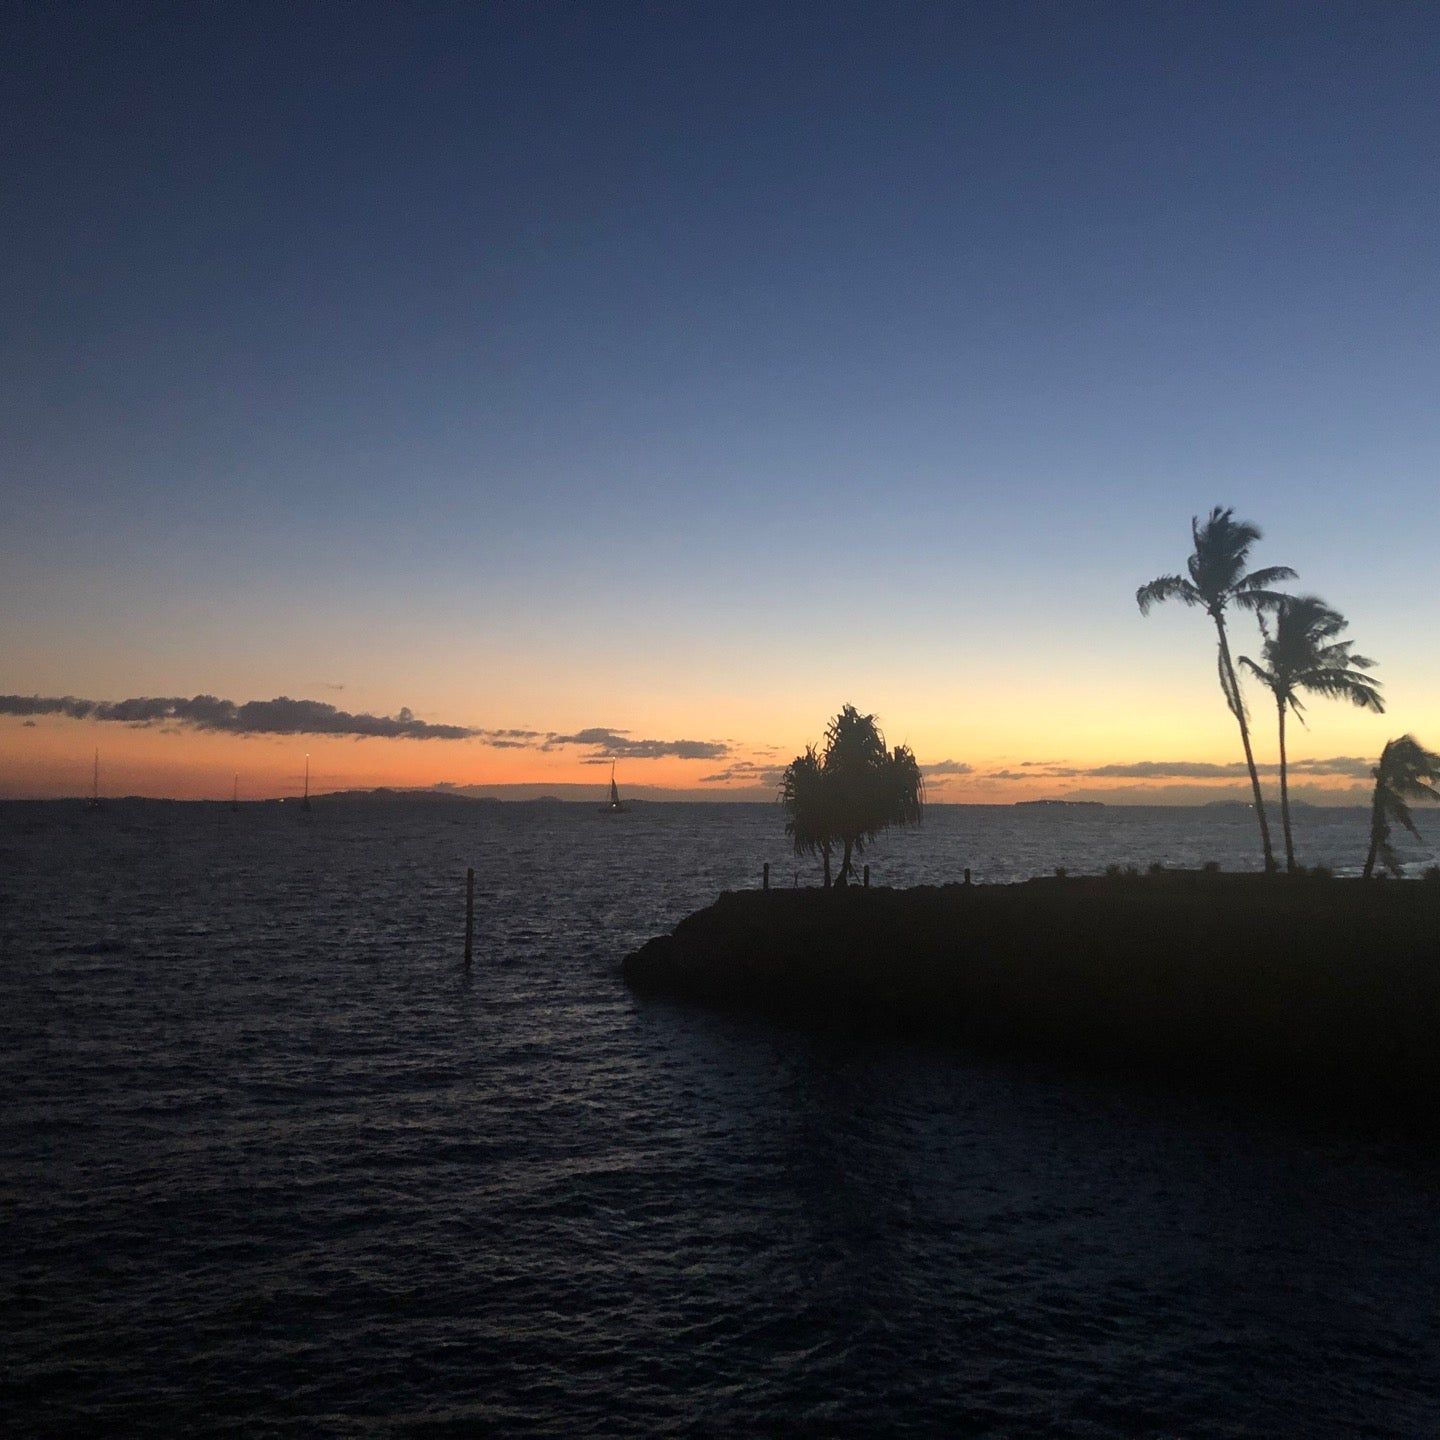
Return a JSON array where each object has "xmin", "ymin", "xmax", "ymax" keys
[
  {"xmin": 863, "ymin": 864, "xmax": 869, "ymax": 888},
  {"xmin": 964, "ymin": 867, "xmax": 972, "ymax": 886},
  {"xmin": 464, "ymin": 867, "xmax": 475, "ymax": 968},
  {"xmin": 763, "ymin": 862, "xmax": 769, "ymax": 891}
]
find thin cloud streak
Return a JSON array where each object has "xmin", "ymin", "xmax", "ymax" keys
[{"xmin": 984, "ymin": 756, "xmax": 1373, "ymax": 781}]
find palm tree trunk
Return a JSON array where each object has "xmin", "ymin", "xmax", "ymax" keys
[
  {"xmin": 1363, "ymin": 788, "xmax": 1383, "ymax": 879},
  {"xmin": 837, "ymin": 838, "xmax": 853, "ymax": 887},
  {"xmin": 1213, "ymin": 615, "xmax": 1277, "ymax": 871},
  {"xmin": 1277, "ymin": 698, "xmax": 1295, "ymax": 872},
  {"xmin": 822, "ymin": 844, "xmax": 832, "ymax": 889}
]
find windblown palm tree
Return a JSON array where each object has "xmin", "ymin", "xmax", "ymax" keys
[
  {"xmin": 779, "ymin": 706, "xmax": 924, "ymax": 888},
  {"xmin": 780, "ymin": 744, "xmax": 834, "ymax": 887},
  {"xmin": 1137, "ymin": 507, "xmax": 1295, "ymax": 870},
  {"xmin": 1239, "ymin": 596, "xmax": 1384, "ymax": 871},
  {"xmin": 1363, "ymin": 735, "xmax": 1440, "ymax": 878}
]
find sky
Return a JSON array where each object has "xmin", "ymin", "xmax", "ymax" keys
[{"xmin": 3, "ymin": 1, "xmax": 1438, "ymax": 802}]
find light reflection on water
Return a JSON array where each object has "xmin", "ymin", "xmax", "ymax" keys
[{"xmin": 2, "ymin": 800, "xmax": 1437, "ymax": 1435}]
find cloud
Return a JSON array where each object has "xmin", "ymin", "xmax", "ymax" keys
[
  {"xmin": 1055, "ymin": 781, "xmax": 1372, "ymax": 807},
  {"xmin": 1286, "ymin": 756, "xmax": 1373, "ymax": 779},
  {"xmin": 983, "ymin": 757, "xmax": 1375, "ymax": 782},
  {"xmin": 3, "ymin": 694, "xmax": 733, "ymax": 760},
  {"xmin": 1069, "ymin": 760, "xmax": 1254, "ymax": 779},
  {"xmin": 698, "ymin": 759, "xmax": 785, "ymax": 785},
  {"xmin": 543, "ymin": 726, "xmax": 729, "ymax": 761},
  {"xmin": 0, "ymin": 693, "xmax": 477, "ymax": 740},
  {"xmin": 921, "ymin": 759, "xmax": 973, "ymax": 776}
]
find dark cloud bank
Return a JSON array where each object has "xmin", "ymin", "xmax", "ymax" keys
[{"xmin": 0, "ymin": 694, "xmax": 728, "ymax": 760}]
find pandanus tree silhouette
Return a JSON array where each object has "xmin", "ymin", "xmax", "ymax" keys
[
  {"xmin": 1363, "ymin": 735, "xmax": 1440, "ymax": 878},
  {"xmin": 1137, "ymin": 507, "xmax": 1295, "ymax": 871},
  {"xmin": 779, "ymin": 745, "xmax": 834, "ymax": 887},
  {"xmin": 1239, "ymin": 596, "xmax": 1384, "ymax": 872},
  {"xmin": 780, "ymin": 705, "xmax": 924, "ymax": 888}
]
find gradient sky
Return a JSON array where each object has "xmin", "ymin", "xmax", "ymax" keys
[{"xmin": 3, "ymin": 2, "xmax": 1437, "ymax": 801}]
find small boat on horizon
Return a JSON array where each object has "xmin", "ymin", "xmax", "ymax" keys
[
  {"xmin": 87, "ymin": 748, "xmax": 103, "ymax": 811},
  {"xmin": 600, "ymin": 762, "xmax": 629, "ymax": 814}
]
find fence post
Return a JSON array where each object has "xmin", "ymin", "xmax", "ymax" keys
[
  {"xmin": 964, "ymin": 867, "xmax": 971, "ymax": 886},
  {"xmin": 863, "ymin": 864, "xmax": 869, "ymax": 889},
  {"xmin": 763, "ymin": 862, "xmax": 769, "ymax": 891},
  {"xmin": 464, "ymin": 866, "xmax": 475, "ymax": 967}
]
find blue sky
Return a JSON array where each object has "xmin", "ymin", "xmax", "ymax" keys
[{"xmin": 3, "ymin": 2, "xmax": 1437, "ymax": 797}]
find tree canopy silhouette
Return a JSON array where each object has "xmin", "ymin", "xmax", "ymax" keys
[
  {"xmin": 1137, "ymin": 506, "xmax": 1295, "ymax": 870},
  {"xmin": 1363, "ymin": 735, "xmax": 1440, "ymax": 879},
  {"xmin": 779, "ymin": 705, "xmax": 924, "ymax": 888},
  {"xmin": 778, "ymin": 744, "xmax": 835, "ymax": 887},
  {"xmin": 1239, "ymin": 595, "xmax": 1383, "ymax": 872}
]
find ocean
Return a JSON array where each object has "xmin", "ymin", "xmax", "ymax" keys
[{"xmin": 3, "ymin": 799, "xmax": 1437, "ymax": 1435}]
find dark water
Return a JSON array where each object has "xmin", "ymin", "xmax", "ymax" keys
[{"xmin": 2, "ymin": 800, "xmax": 1437, "ymax": 1436}]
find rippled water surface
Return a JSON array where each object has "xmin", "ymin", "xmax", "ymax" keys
[{"xmin": 3, "ymin": 800, "xmax": 1437, "ymax": 1436}]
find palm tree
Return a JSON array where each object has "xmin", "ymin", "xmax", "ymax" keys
[
  {"xmin": 1137, "ymin": 507, "xmax": 1295, "ymax": 870},
  {"xmin": 1363, "ymin": 735, "xmax": 1440, "ymax": 878},
  {"xmin": 1239, "ymin": 596, "xmax": 1384, "ymax": 871},
  {"xmin": 780, "ymin": 744, "xmax": 834, "ymax": 887},
  {"xmin": 778, "ymin": 706, "xmax": 925, "ymax": 888}
]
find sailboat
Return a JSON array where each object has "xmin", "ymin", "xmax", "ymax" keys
[
  {"xmin": 87, "ymin": 748, "xmax": 102, "ymax": 811},
  {"xmin": 600, "ymin": 761, "xmax": 629, "ymax": 814},
  {"xmin": 301, "ymin": 754, "xmax": 312, "ymax": 812}
]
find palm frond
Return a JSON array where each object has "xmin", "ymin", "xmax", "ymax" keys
[
  {"xmin": 1251, "ymin": 596, "xmax": 1383, "ymax": 714},
  {"xmin": 1297, "ymin": 669, "xmax": 1385, "ymax": 712},
  {"xmin": 1136, "ymin": 574, "xmax": 1201, "ymax": 614},
  {"xmin": 1374, "ymin": 735, "xmax": 1440, "ymax": 800},
  {"xmin": 1231, "ymin": 587, "xmax": 1293, "ymax": 612},
  {"xmin": 1185, "ymin": 507, "xmax": 1270, "ymax": 601},
  {"xmin": 1234, "ymin": 565, "xmax": 1299, "ymax": 592}
]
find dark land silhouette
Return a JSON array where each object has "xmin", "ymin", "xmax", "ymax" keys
[{"xmin": 624, "ymin": 871, "xmax": 1440, "ymax": 1123}]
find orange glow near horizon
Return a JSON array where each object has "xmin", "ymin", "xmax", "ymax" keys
[{"xmin": 0, "ymin": 708, "xmax": 1388, "ymax": 806}]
